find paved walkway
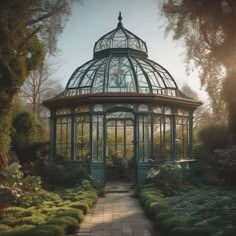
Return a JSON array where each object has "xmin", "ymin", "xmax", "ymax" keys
[{"xmin": 76, "ymin": 182, "xmax": 159, "ymax": 236}]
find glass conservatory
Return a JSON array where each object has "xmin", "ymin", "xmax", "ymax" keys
[{"xmin": 43, "ymin": 13, "xmax": 201, "ymax": 186}]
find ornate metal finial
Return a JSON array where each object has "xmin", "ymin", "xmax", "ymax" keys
[
  {"xmin": 118, "ymin": 11, "xmax": 122, "ymax": 22},
  {"xmin": 117, "ymin": 11, "xmax": 123, "ymax": 27}
]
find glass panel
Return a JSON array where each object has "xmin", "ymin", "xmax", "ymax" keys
[
  {"xmin": 153, "ymin": 106, "xmax": 164, "ymax": 114},
  {"xmin": 75, "ymin": 105, "xmax": 89, "ymax": 113},
  {"xmin": 148, "ymin": 60, "xmax": 177, "ymax": 88},
  {"xmin": 130, "ymin": 57, "xmax": 149, "ymax": 93},
  {"xmin": 75, "ymin": 116, "xmax": 90, "ymax": 161},
  {"xmin": 138, "ymin": 115, "xmax": 151, "ymax": 163},
  {"xmin": 106, "ymin": 119, "xmax": 134, "ymax": 162},
  {"xmin": 176, "ymin": 109, "xmax": 189, "ymax": 116},
  {"xmin": 153, "ymin": 116, "xmax": 172, "ymax": 161},
  {"xmin": 125, "ymin": 120, "xmax": 134, "ymax": 160},
  {"xmin": 176, "ymin": 117, "xmax": 189, "ymax": 160},
  {"xmin": 108, "ymin": 57, "xmax": 136, "ymax": 93},
  {"xmin": 55, "ymin": 117, "xmax": 71, "ymax": 160},
  {"xmin": 106, "ymin": 111, "xmax": 133, "ymax": 119},
  {"xmin": 112, "ymin": 29, "xmax": 127, "ymax": 48},
  {"xmin": 138, "ymin": 104, "xmax": 148, "ymax": 112},
  {"xmin": 56, "ymin": 108, "xmax": 71, "ymax": 115},
  {"xmin": 164, "ymin": 107, "xmax": 172, "ymax": 115},
  {"xmin": 67, "ymin": 60, "xmax": 95, "ymax": 88},
  {"xmin": 92, "ymin": 115, "xmax": 104, "ymax": 163},
  {"xmin": 94, "ymin": 104, "xmax": 103, "ymax": 112}
]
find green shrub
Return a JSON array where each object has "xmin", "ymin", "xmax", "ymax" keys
[
  {"xmin": 155, "ymin": 213, "xmax": 175, "ymax": 225},
  {"xmin": 171, "ymin": 226, "xmax": 216, "ymax": 236},
  {"xmin": 0, "ymin": 216, "xmax": 17, "ymax": 226},
  {"xmin": 18, "ymin": 215, "xmax": 45, "ymax": 225},
  {"xmin": 69, "ymin": 202, "xmax": 89, "ymax": 214},
  {"xmin": 0, "ymin": 224, "xmax": 11, "ymax": 232},
  {"xmin": 214, "ymin": 147, "xmax": 236, "ymax": 185},
  {"xmin": 11, "ymin": 111, "xmax": 45, "ymax": 163},
  {"xmin": 148, "ymin": 202, "xmax": 169, "ymax": 218},
  {"xmin": 28, "ymin": 224, "xmax": 65, "ymax": 236},
  {"xmin": 40, "ymin": 207, "xmax": 58, "ymax": 215},
  {"xmin": 12, "ymin": 224, "xmax": 35, "ymax": 232},
  {"xmin": 146, "ymin": 164, "xmax": 184, "ymax": 196},
  {"xmin": 77, "ymin": 198, "xmax": 93, "ymax": 207},
  {"xmin": 198, "ymin": 124, "xmax": 229, "ymax": 151},
  {"xmin": 54, "ymin": 208, "xmax": 84, "ymax": 223},
  {"xmin": 34, "ymin": 160, "xmax": 89, "ymax": 186},
  {"xmin": 161, "ymin": 216, "xmax": 192, "ymax": 232},
  {"xmin": 47, "ymin": 216, "xmax": 79, "ymax": 233}
]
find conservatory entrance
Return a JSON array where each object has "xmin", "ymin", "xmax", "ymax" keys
[{"xmin": 105, "ymin": 111, "xmax": 135, "ymax": 182}]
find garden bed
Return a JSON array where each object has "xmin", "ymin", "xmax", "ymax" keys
[
  {"xmin": 139, "ymin": 184, "xmax": 236, "ymax": 236},
  {"xmin": 0, "ymin": 186, "xmax": 97, "ymax": 236}
]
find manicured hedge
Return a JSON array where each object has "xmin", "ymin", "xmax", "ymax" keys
[
  {"xmin": 139, "ymin": 184, "xmax": 236, "ymax": 236},
  {"xmin": 0, "ymin": 188, "xmax": 97, "ymax": 236}
]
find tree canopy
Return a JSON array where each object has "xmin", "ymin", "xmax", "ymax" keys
[
  {"xmin": 160, "ymin": 0, "xmax": 236, "ymax": 143},
  {"xmin": 0, "ymin": 0, "xmax": 74, "ymax": 162}
]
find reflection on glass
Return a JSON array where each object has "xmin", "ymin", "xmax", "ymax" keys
[
  {"xmin": 55, "ymin": 117, "xmax": 72, "ymax": 160},
  {"xmin": 153, "ymin": 117, "xmax": 171, "ymax": 161},
  {"xmin": 176, "ymin": 118, "xmax": 189, "ymax": 160},
  {"xmin": 75, "ymin": 116, "xmax": 90, "ymax": 161},
  {"xmin": 92, "ymin": 115, "xmax": 104, "ymax": 163},
  {"xmin": 138, "ymin": 115, "xmax": 151, "ymax": 163}
]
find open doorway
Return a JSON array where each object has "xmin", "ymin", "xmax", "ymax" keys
[{"xmin": 105, "ymin": 111, "xmax": 135, "ymax": 183}]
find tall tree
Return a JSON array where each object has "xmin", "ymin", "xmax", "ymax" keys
[
  {"xmin": 0, "ymin": 0, "xmax": 73, "ymax": 166},
  {"xmin": 160, "ymin": 0, "xmax": 236, "ymax": 143},
  {"xmin": 21, "ymin": 62, "xmax": 62, "ymax": 117}
]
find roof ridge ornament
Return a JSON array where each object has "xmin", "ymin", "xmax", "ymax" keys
[{"xmin": 117, "ymin": 11, "xmax": 123, "ymax": 27}]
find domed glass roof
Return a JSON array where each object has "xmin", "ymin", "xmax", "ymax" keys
[
  {"xmin": 94, "ymin": 13, "xmax": 147, "ymax": 55},
  {"xmin": 64, "ymin": 13, "xmax": 181, "ymax": 97}
]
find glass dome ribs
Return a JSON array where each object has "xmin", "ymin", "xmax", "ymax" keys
[
  {"xmin": 93, "ymin": 12, "xmax": 147, "ymax": 55},
  {"xmin": 64, "ymin": 12, "xmax": 180, "ymax": 97},
  {"xmin": 65, "ymin": 56, "xmax": 178, "ymax": 96}
]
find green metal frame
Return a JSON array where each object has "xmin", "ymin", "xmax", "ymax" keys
[{"xmin": 45, "ymin": 14, "xmax": 201, "ymax": 187}]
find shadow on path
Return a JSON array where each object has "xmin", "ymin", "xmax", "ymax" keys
[{"xmin": 76, "ymin": 182, "xmax": 161, "ymax": 236}]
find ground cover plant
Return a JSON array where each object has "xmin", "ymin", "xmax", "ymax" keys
[
  {"xmin": 0, "ymin": 180, "xmax": 97, "ymax": 236},
  {"xmin": 140, "ymin": 164, "xmax": 236, "ymax": 236}
]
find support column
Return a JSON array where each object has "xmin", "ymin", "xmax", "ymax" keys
[
  {"xmin": 49, "ymin": 112, "xmax": 56, "ymax": 160},
  {"xmin": 189, "ymin": 111, "xmax": 193, "ymax": 159},
  {"xmin": 71, "ymin": 113, "xmax": 75, "ymax": 160},
  {"xmin": 172, "ymin": 115, "xmax": 176, "ymax": 161}
]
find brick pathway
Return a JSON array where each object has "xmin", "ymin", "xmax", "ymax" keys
[{"xmin": 76, "ymin": 183, "xmax": 159, "ymax": 236}]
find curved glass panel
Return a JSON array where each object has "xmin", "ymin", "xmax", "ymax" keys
[
  {"xmin": 108, "ymin": 57, "xmax": 136, "ymax": 92},
  {"xmin": 94, "ymin": 26, "xmax": 147, "ymax": 53}
]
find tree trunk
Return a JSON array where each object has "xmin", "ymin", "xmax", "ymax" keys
[
  {"xmin": 0, "ymin": 94, "xmax": 13, "ymax": 168},
  {"xmin": 0, "ymin": 152, "xmax": 8, "ymax": 170}
]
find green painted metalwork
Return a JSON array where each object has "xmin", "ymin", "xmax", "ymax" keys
[
  {"xmin": 136, "ymin": 164, "xmax": 154, "ymax": 187},
  {"xmin": 45, "ymin": 13, "xmax": 201, "ymax": 187},
  {"xmin": 90, "ymin": 163, "xmax": 105, "ymax": 187}
]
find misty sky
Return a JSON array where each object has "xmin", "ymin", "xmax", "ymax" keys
[{"xmin": 52, "ymin": 0, "xmax": 206, "ymax": 99}]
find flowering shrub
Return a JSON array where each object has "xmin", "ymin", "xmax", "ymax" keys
[
  {"xmin": 0, "ymin": 162, "xmax": 53, "ymax": 207},
  {"xmin": 146, "ymin": 164, "xmax": 184, "ymax": 196}
]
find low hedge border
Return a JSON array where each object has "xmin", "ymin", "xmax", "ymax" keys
[
  {"xmin": 139, "ymin": 184, "xmax": 219, "ymax": 236},
  {"xmin": 0, "ymin": 188, "xmax": 97, "ymax": 236}
]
